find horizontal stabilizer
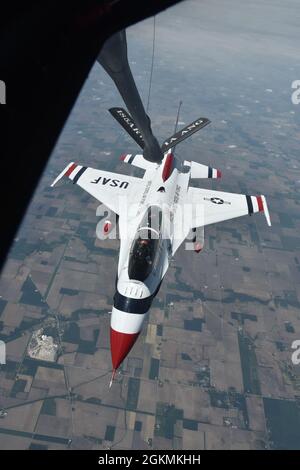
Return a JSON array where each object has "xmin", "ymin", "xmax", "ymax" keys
[
  {"xmin": 261, "ymin": 195, "xmax": 271, "ymax": 226},
  {"xmin": 120, "ymin": 154, "xmax": 155, "ymax": 171},
  {"xmin": 184, "ymin": 160, "xmax": 221, "ymax": 179},
  {"xmin": 161, "ymin": 117, "xmax": 210, "ymax": 152},
  {"xmin": 109, "ymin": 107, "xmax": 145, "ymax": 149}
]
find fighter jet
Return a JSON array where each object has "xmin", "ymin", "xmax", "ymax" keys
[{"xmin": 51, "ymin": 108, "xmax": 271, "ymax": 386}]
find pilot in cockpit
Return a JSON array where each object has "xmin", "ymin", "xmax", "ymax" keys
[{"xmin": 135, "ymin": 238, "xmax": 152, "ymax": 265}]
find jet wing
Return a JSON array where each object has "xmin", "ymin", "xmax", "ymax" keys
[
  {"xmin": 51, "ymin": 162, "xmax": 145, "ymax": 215},
  {"xmin": 187, "ymin": 187, "xmax": 271, "ymax": 228}
]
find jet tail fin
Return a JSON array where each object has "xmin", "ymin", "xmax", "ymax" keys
[
  {"xmin": 109, "ymin": 369, "xmax": 116, "ymax": 388},
  {"xmin": 109, "ymin": 107, "xmax": 145, "ymax": 149},
  {"xmin": 161, "ymin": 117, "xmax": 210, "ymax": 153}
]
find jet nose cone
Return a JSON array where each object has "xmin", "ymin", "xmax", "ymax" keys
[{"xmin": 110, "ymin": 327, "xmax": 140, "ymax": 371}]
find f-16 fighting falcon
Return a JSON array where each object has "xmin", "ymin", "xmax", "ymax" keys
[{"xmin": 51, "ymin": 108, "xmax": 271, "ymax": 386}]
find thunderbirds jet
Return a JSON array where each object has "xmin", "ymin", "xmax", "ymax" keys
[{"xmin": 51, "ymin": 108, "xmax": 271, "ymax": 386}]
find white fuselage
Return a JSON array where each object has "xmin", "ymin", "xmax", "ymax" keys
[{"xmin": 110, "ymin": 151, "xmax": 191, "ymax": 370}]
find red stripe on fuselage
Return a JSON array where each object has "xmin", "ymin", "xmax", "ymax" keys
[
  {"xmin": 256, "ymin": 196, "xmax": 264, "ymax": 212},
  {"xmin": 65, "ymin": 163, "xmax": 77, "ymax": 177},
  {"xmin": 162, "ymin": 153, "xmax": 174, "ymax": 182},
  {"xmin": 110, "ymin": 327, "xmax": 140, "ymax": 370}
]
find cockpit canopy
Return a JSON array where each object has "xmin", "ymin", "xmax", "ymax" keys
[{"xmin": 128, "ymin": 206, "xmax": 162, "ymax": 282}]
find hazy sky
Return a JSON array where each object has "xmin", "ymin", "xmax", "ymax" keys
[{"xmin": 125, "ymin": 0, "xmax": 300, "ymax": 118}]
